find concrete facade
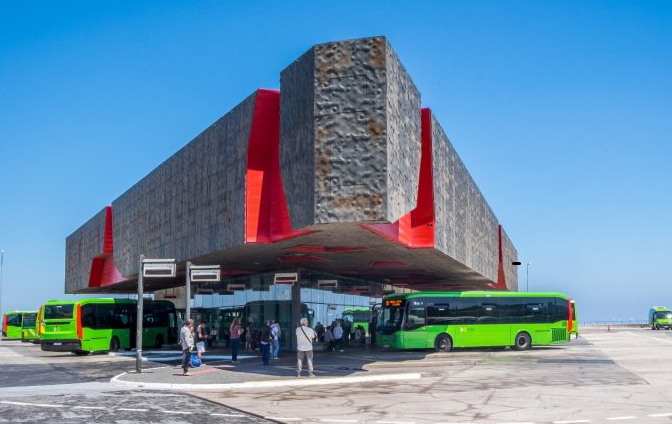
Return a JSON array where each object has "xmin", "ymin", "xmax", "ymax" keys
[
  {"xmin": 280, "ymin": 36, "xmax": 421, "ymax": 227},
  {"xmin": 65, "ymin": 36, "xmax": 517, "ymax": 294}
]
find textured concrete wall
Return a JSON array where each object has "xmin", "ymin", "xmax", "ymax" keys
[
  {"xmin": 280, "ymin": 36, "xmax": 421, "ymax": 226},
  {"xmin": 65, "ymin": 208, "xmax": 106, "ymax": 293},
  {"xmin": 431, "ymin": 115, "xmax": 518, "ymax": 286},
  {"xmin": 501, "ymin": 229, "xmax": 518, "ymax": 290},
  {"xmin": 280, "ymin": 48, "xmax": 315, "ymax": 230},
  {"xmin": 111, "ymin": 92, "xmax": 256, "ymax": 277}
]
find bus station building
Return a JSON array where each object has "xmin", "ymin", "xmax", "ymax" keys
[{"xmin": 64, "ymin": 36, "xmax": 518, "ymax": 349}]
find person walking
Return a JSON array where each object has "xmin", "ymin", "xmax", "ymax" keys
[
  {"xmin": 230, "ymin": 317, "xmax": 242, "ymax": 362},
  {"xmin": 333, "ymin": 321, "xmax": 344, "ymax": 352},
  {"xmin": 259, "ymin": 320, "xmax": 272, "ymax": 365},
  {"xmin": 324, "ymin": 325, "xmax": 335, "ymax": 352},
  {"xmin": 179, "ymin": 319, "xmax": 195, "ymax": 376},
  {"xmin": 271, "ymin": 320, "xmax": 281, "ymax": 359},
  {"xmin": 196, "ymin": 321, "xmax": 207, "ymax": 364},
  {"xmin": 296, "ymin": 317, "xmax": 316, "ymax": 377}
]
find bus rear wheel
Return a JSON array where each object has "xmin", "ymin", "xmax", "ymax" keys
[
  {"xmin": 434, "ymin": 334, "xmax": 453, "ymax": 352},
  {"xmin": 513, "ymin": 332, "xmax": 532, "ymax": 351},
  {"xmin": 109, "ymin": 336, "xmax": 120, "ymax": 352},
  {"xmin": 155, "ymin": 334, "xmax": 164, "ymax": 349}
]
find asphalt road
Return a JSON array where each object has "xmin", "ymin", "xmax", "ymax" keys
[{"xmin": 0, "ymin": 340, "xmax": 274, "ymax": 424}]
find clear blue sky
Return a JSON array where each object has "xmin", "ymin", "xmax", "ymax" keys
[{"xmin": 1, "ymin": 1, "xmax": 671, "ymax": 321}]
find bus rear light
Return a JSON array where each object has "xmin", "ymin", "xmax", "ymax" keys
[
  {"xmin": 37, "ymin": 307, "xmax": 43, "ymax": 336},
  {"xmin": 2, "ymin": 314, "xmax": 7, "ymax": 334},
  {"xmin": 76, "ymin": 304, "xmax": 83, "ymax": 340},
  {"xmin": 567, "ymin": 299, "xmax": 574, "ymax": 333}
]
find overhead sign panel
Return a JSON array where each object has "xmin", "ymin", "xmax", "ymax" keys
[
  {"xmin": 142, "ymin": 259, "xmax": 176, "ymax": 278},
  {"xmin": 274, "ymin": 273, "xmax": 298, "ymax": 285},
  {"xmin": 318, "ymin": 280, "xmax": 338, "ymax": 288}
]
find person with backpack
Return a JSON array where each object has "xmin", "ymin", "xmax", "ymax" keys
[
  {"xmin": 295, "ymin": 317, "xmax": 316, "ymax": 377},
  {"xmin": 271, "ymin": 320, "xmax": 281, "ymax": 360},
  {"xmin": 259, "ymin": 320, "xmax": 272, "ymax": 365}
]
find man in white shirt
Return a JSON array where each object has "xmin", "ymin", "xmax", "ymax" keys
[
  {"xmin": 295, "ymin": 317, "xmax": 316, "ymax": 377},
  {"xmin": 332, "ymin": 321, "xmax": 344, "ymax": 352}
]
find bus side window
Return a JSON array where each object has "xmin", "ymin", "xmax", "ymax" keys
[
  {"xmin": 81, "ymin": 305, "xmax": 96, "ymax": 329},
  {"xmin": 450, "ymin": 298, "xmax": 478, "ymax": 325},
  {"xmin": 524, "ymin": 303, "xmax": 547, "ymax": 323},
  {"xmin": 405, "ymin": 302, "xmax": 426, "ymax": 330},
  {"xmin": 479, "ymin": 303, "xmax": 501, "ymax": 324},
  {"xmin": 427, "ymin": 303, "xmax": 451, "ymax": 325},
  {"xmin": 96, "ymin": 304, "xmax": 113, "ymax": 329}
]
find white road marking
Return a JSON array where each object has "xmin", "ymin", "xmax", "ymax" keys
[
  {"xmin": 73, "ymin": 406, "xmax": 107, "ymax": 410},
  {"xmin": 553, "ymin": 420, "xmax": 591, "ymax": 424},
  {"xmin": 606, "ymin": 417, "xmax": 637, "ymax": 421},
  {"xmin": 320, "ymin": 420, "xmax": 358, "ymax": 423},
  {"xmin": 161, "ymin": 410, "xmax": 192, "ymax": 414},
  {"xmin": 117, "ymin": 408, "xmax": 149, "ymax": 411},
  {"xmin": 649, "ymin": 413, "xmax": 672, "ymax": 417},
  {"xmin": 554, "ymin": 420, "xmax": 591, "ymax": 424},
  {"xmin": 265, "ymin": 418, "xmax": 303, "ymax": 422},
  {"xmin": 376, "ymin": 421, "xmax": 416, "ymax": 424},
  {"xmin": 0, "ymin": 401, "xmax": 65, "ymax": 408},
  {"xmin": 210, "ymin": 413, "xmax": 246, "ymax": 417}
]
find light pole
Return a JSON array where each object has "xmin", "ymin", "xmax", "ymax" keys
[
  {"xmin": 136, "ymin": 257, "xmax": 176, "ymax": 373},
  {"xmin": 0, "ymin": 250, "xmax": 4, "ymax": 340},
  {"xmin": 526, "ymin": 263, "xmax": 531, "ymax": 292}
]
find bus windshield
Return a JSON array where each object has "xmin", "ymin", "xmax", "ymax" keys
[
  {"xmin": 45, "ymin": 304, "xmax": 74, "ymax": 319},
  {"xmin": 22, "ymin": 313, "xmax": 37, "ymax": 328},
  {"xmin": 655, "ymin": 312, "xmax": 672, "ymax": 320},
  {"xmin": 379, "ymin": 304, "xmax": 405, "ymax": 333},
  {"xmin": 343, "ymin": 310, "xmax": 369, "ymax": 322}
]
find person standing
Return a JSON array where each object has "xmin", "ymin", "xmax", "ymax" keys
[
  {"xmin": 245, "ymin": 325, "xmax": 253, "ymax": 352},
  {"xmin": 259, "ymin": 320, "xmax": 272, "ymax": 365},
  {"xmin": 324, "ymin": 325, "xmax": 335, "ymax": 352},
  {"xmin": 271, "ymin": 320, "xmax": 281, "ymax": 360},
  {"xmin": 296, "ymin": 317, "xmax": 316, "ymax": 377},
  {"xmin": 333, "ymin": 321, "xmax": 344, "ymax": 352},
  {"xmin": 196, "ymin": 321, "xmax": 207, "ymax": 364},
  {"xmin": 230, "ymin": 317, "xmax": 242, "ymax": 362},
  {"xmin": 179, "ymin": 319, "xmax": 195, "ymax": 376}
]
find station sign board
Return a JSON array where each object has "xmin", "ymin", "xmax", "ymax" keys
[{"xmin": 274, "ymin": 272, "xmax": 298, "ymax": 285}]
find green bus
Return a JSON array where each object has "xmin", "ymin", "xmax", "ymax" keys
[
  {"xmin": 570, "ymin": 300, "xmax": 578, "ymax": 339},
  {"xmin": 376, "ymin": 291, "xmax": 575, "ymax": 351},
  {"xmin": 3, "ymin": 310, "xmax": 37, "ymax": 339},
  {"xmin": 342, "ymin": 307, "xmax": 371, "ymax": 335},
  {"xmin": 21, "ymin": 310, "xmax": 39, "ymax": 343},
  {"xmin": 649, "ymin": 306, "xmax": 672, "ymax": 330},
  {"xmin": 40, "ymin": 298, "xmax": 178, "ymax": 355}
]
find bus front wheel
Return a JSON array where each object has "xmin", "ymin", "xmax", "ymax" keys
[
  {"xmin": 109, "ymin": 336, "xmax": 120, "ymax": 352},
  {"xmin": 513, "ymin": 332, "xmax": 532, "ymax": 351},
  {"xmin": 434, "ymin": 334, "xmax": 453, "ymax": 352}
]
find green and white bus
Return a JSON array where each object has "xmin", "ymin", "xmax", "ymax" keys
[
  {"xmin": 649, "ymin": 306, "xmax": 672, "ymax": 330},
  {"xmin": 3, "ymin": 310, "xmax": 37, "ymax": 339},
  {"xmin": 40, "ymin": 298, "xmax": 178, "ymax": 355},
  {"xmin": 342, "ymin": 307, "xmax": 371, "ymax": 335},
  {"xmin": 20, "ymin": 310, "xmax": 39, "ymax": 343},
  {"xmin": 376, "ymin": 291, "xmax": 575, "ymax": 351}
]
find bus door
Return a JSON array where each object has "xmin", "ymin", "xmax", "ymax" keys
[
  {"xmin": 450, "ymin": 298, "xmax": 479, "ymax": 347},
  {"xmin": 477, "ymin": 301, "xmax": 508, "ymax": 346},
  {"xmin": 403, "ymin": 300, "xmax": 428, "ymax": 348}
]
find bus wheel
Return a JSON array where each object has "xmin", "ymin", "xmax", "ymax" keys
[
  {"xmin": 155, "ymin": 334, "xmax": 164, "ymax": 349},
  {"xmin": 434, "ymin": 334, "xmax": 452, "ymax": 352},
  {"xmin": 513, "ymin": 332, "xmax": 532, "ymax": 351},
  {"xmin": 73, "ymin": 351, "xmax": 89, "ymax": 356},
  {"xmin": 109, "ymin": 337, "xmax": 120, "ymax": 352}
]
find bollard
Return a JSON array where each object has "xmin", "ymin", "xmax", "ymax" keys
[{"xmin": 607, "ymin": 325, "xmax": 610, "ymax": 332}]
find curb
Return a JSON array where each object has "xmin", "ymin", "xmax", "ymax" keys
[{"xmin": 110, "ymin": 371, "xmax": 423, "ymax": 391}]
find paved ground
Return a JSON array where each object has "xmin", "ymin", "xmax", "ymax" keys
[
  {"xmin": 0, "ymin": 340, "xmax": 274, "ymax": 424},
  {"xmin": 3, "ymin": 329, "xmax": 672, "ymax": 423}
]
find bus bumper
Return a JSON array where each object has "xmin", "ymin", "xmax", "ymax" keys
[{"xmin": 41, "ymin": 340, "xmax": 81, "ymax": 352}]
